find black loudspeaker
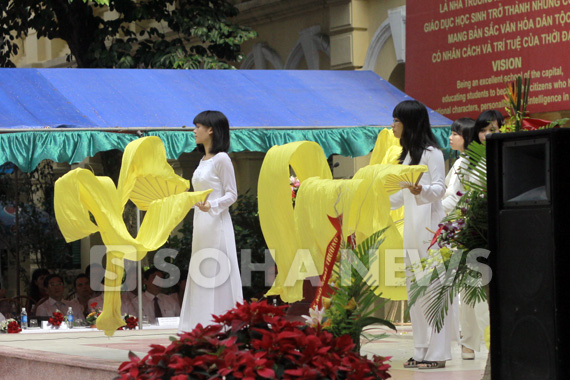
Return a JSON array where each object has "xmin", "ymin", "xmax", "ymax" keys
[{"xmin": 487, "ymin": 128, "xmax": 570, "ymax": 380}]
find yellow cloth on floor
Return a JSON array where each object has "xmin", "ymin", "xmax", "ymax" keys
[
  {"xmin": 54, "ymin": 136, "xmax": 211, "ymax": 336},
  {"xmin": 258, "ymin": 138, "xmax": 426, "ymax": 303}
]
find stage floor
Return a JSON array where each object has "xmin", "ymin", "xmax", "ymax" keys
[{"xmin": 0, "ymin": 325, "xmax": 488, "ymax": 379}]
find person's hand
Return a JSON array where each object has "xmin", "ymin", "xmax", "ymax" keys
[
  {"xmin": 409, "ymin": 184, "xmax": 422, "ymax": 195},
  {"xmin": 196, "ymin": 201, "xmax": 211, "ymax": 212}
]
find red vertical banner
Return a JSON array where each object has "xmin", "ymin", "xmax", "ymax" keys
[
  {"xmin": 406, "ymin": 0, "xmax": 570, "ymax": 120},
  {"xmin": 311, "ymin": 215, "xmax": 343, "ymax": 310}
]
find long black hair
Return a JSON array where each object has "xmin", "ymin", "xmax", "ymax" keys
[
  {"xmin": 193, "ymin": 110, "xmax": 230, "ymax": 154},
  {"xmin": 473, "ymin": 110, "xmax": 504, "ymax": 144},
  {"xmin": 451, "ymin": 117, "xmax": 475, "ymax": 151},
  {"xmin": 393, "ymin": 100, "xmax": 441, "ymax": 165},
  {"xmin": 28, "ymin": 268, "xmax": 50, "ymax": 302}
]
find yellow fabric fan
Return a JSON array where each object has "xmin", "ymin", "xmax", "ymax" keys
[
  {"xmin": 54, "ymin": 136, "xmax": 210, "ymax": 336},
  {"xmin": 258, "ymin": 140, "xmax": 427, "ymax": 303},
  {"xmin": 128, "ymin": 175, "xmax": 189, "ymax": 210},
  {"xmin": 116, "ymin": 137, "xmax": 191, "ymax": 211},
  {"xmin": 369, "ymin": 128, "xmax": 427, "ymax": 194}
]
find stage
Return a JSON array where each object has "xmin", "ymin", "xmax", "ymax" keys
[
  {"xmin": 0, "ymin": 327, "xmax": 173, "ymax": 379},
  {"xmin": 0, "ymin": 324, "xmax": 488, "ymax": 379}
]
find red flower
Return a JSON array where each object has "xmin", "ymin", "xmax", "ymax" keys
[
  {"xmin": 428, "ymin": 225, "xmax": 444, "ymax": 249},
  {"xmin": 7, "ymin": 321, "xmax": 22, "ymax": 333},
  {"xmin": 168, "ymin": 356, "xmax": 196, "ymax": 373},
  {"xmin": 117, "ymin": 300, "xmax": 391, "ymax": 380},
  {"xmin": 124, "ymin": 316, "xmax": 138, "ymax": 330},
  {"xmin": 117, "ymin": 351, "xmax": 142, "ymax": 377},
  {"xmin": 48, "ymin": 311, "xmax": 64, "ymax": 327},
  {"xmin": 522, "ymin": 118, "xmax": 554, "ymax": 130},
  {"xmin": 171, "ymin": 375, "xmax": 190, "ymax": 380}
]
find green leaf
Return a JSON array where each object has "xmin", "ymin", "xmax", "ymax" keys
[
  {"xmin": 461, "ymin": 142, "xmax": 487, "ymax": 190},
  {"xmin": 355, "ymin": 316, "xmax": 396, "ymax": 331}
]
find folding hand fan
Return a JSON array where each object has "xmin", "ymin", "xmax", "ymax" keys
[{"xmin": 383, "ymin": 168, "xmax": 427, "ymax": 194}]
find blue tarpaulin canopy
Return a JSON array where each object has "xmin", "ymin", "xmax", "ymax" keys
[{"xmin": 0, "ymin": 68, "xmax": 451, "ymax": 172}]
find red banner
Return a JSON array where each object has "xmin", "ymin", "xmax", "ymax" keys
[
  {"xmin": 311, "ymin": 215, "xmax": 343, "ymax": 310},
  {"xmin": 406, "ymin": 0, "xmax": 570, "ymax": 120}
]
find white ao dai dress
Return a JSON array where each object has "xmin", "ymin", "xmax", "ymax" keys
[
  {"xmin": 178, "ymin": 152, "xmax": 243, "ymax": 332},
  {"xmin": 390, "ymin": 146, "xmax": 453, "ymax": 362},
  {"xmin": 442, "ymin": 156, "xmax": 490, "ymax": 353}
]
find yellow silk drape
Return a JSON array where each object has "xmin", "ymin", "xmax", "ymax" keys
[
  {"xmin": 370, "ymin": 128, "xmax": 405, "ymax": 236},
  {"xmin": 258, "ymin": 137, "xmax": 426, "ymax": 303},
  {"xmin": 369, "ymin": 128, "xmax": 402, "ymax": 166},
  {"xmin": 54, "ymin": 136, "xmax": 210, "ymax": 336},
  {"xmin": 258, "ymin": 141, "xmax": 332, "ymax": 302}
]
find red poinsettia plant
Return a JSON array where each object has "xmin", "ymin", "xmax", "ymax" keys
[
  {"xmin": 48, "ymin": 310, "xmax": 65, "ymax": 327},
  {"xmin": 0, "ymin": 319, "xmax": 22, "ymax": 333},
  {"xmin": 117, "ymin": 300, "xmax": 391, "ymax": 380}
]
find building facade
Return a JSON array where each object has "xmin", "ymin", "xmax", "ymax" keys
[{"xmin": 11, "ymin": 0, "xmax": 409, "ymax": 188}]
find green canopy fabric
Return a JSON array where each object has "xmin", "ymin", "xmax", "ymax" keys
[{"xmin": 1, "ymin": 127, "xmax": 450, "ymax": 172}]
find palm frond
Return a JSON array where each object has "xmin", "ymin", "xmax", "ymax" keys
[
  {"xmin": 461, "ymin": 281, "xmax": 487, "ymax": 306},
  {"xmin": 423, "ymin": 280, "xmax": 460, "ymax": 332},
  {"xmin": 355, "ymin": 316, "xmax": 396, "ymax": 332},
  {"xmin": 323, "ymin": 227, "xmax": 396, "ymax": 351},
  {"xmin": 407, "ymin": 267, "xmax": 438, "ymax": 307},
  {"xmin": 355, "ymin": 228, "xmax": 388, "ymax": 262},
  {"xmin": 417, "ymin": 248, "xmax": 488, "ymax": 332},
  {"xmin": 461, "ymin": 142, "xmax": 487, "ymax": 192},
  {"xmin": 419, "ymin": 250, "xmax": 463, "ymax": 331}
]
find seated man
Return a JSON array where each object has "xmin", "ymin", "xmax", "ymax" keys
[
  {"xmin": 88, "ymin": 291, "xmax": 134, "ymax": 315},
  {"xmin": 35, "ymin": 274, "xmax": 82, "ymax": 320},
  {"xmin": 87, "ymin": 264, "xmax": 135, "ymax": 315},
  {"xmin": 170, "ymin": 270, "xmax": 187, "ymax": 308},
  {"xmin": 129, "ymin": 267, "xmax": 180, "ymax": 324},
  {"xmin": 68, "ymin": 273, "xmax": 93, "ymax": 318}
]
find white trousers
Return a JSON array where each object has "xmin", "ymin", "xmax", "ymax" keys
[
  {"xmin": 460, "ymin": 298, "xmax": 490, "ymax": 351},
  {"xmin": 409, "ymin": 299, "xmax": 454, "ymax": 361}
]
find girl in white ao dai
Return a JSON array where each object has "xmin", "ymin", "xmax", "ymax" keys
[
  {"xmin": 389, "ymin": 100, "xmax": 451, "ymax": 369},
  {"xmin": 178, "ymin": 111, "xmax": 243, "ymax": 333}
]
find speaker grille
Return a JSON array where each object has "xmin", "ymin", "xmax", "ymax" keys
[
  {"xmin": 495, "ymin": 208, "xmax": 555, "ymax": 379},
  {"xmin": 508, "ymin": 316, "xmax": 553, "ymax": 380}
]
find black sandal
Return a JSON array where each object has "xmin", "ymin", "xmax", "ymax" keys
[
  {"xmin": 403, "ymin": 357, "xmax": 421, "ymax": 368},
  {"xmin": 418, "ymin": 360, "xmax": 446, "ymax": 369}
]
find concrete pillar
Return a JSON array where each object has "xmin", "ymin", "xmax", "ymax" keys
[{"xmin": 329, "ymin": 0, "xmax": 369, "ymax": 70}]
